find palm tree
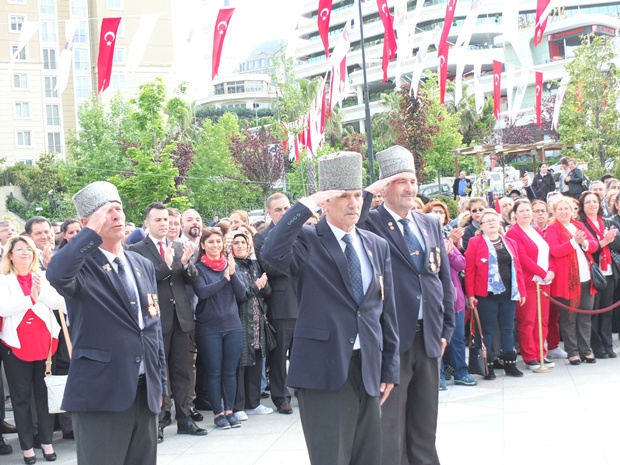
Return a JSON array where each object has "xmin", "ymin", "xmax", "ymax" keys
[{"xmin": 371, "ymin": 91, "xmax": 402, "ymax": 151}]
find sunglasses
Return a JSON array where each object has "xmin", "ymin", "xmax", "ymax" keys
[{"xmin": 470, "ymin": 208, "xmax": 485, "ymax": 213}]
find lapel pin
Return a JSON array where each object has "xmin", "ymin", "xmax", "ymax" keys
[
  {"xmin": 103, "ymin": 263, "xmax": 112, "ymax": 272},
  {"xmin": 135, "ymin": 269, "xmax": 141, "ymax": 278},
  {"xmin": 367, "ymin": 249, "xmax": 373, "ymax": 258},
  {"xmin": 388, "ymin": 221, "xmax": 394, "ymax": 230},
  {"xmin": 422, "ymin": 228, "xmax": 428, "ymax": 237}
]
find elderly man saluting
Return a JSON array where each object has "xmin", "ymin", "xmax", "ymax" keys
[
  {"xmin": 261, "ymin": 152, "xmax": 399, "ymax": 465},
  {"xmin": 47, "ymin": 182, "xmax": 167, "ymax": 465}
]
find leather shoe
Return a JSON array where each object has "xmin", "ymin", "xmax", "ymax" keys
[
  {"xmin": 43, "ymin": 451, "xmax": 57, "ymax": 462},
  {"xmin": 277, "ymin": 400, "xmax": 293, "ymax": 415},
  {"xmin": 189, "ymin": 407, "xmax": 203, "ymax": 422},
  {"xmin": 161, "ymin": 411, "xmax": 172, "ymax": 427},
  {"xmin": 0, "ymin": 436, "xmax": 12, "ymax": 455},
  {"xmin": 23, "ymin": 454, "xmax": 36, "ymax": 464},
  {"xmin": 177, "ymin": 420, "xmax": 208, "ymax": 436},
  {"xmin": 0, "ymin": 420, "xmax": 16, "ymax": 434},
  {"xmin": 157, "ymin": 427, "xmax": 164, "ymax": 444}
]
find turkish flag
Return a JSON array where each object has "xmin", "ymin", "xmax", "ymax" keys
[
  {"xmin": 438, "ymin": 40, "xmax": 450, "ymax": 104},
  {"xmin": 212, "ymin": 8, "xmax": 235, "ymax": 79},
  {"xmin": 97, "ymin": 17, "xmax": 122, "ymax": 93},
  {"xmin": 535, "ymin": 71, "xmax": 543, "ymax": 129},
  {"xmin": 377, "ymin": 0, "xmax": 397, "ymax": 83},
  {"xmin": 493, "ymin": 60, "xmax": 502, "ymax": 120},
  {"xmin": 437, "ymin": 0, "xmax": 457, "ymax": 102},
  {"xmin": 318, "ymin": 0, "xmax": 333, "ymax": 59},
  {"xmin": 534, "ymin": 0, "xmax": 551, "ymax": 46}
]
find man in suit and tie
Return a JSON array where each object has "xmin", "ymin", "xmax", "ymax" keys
[
  {"xmin": 360, "ymin": 146, "xmax": 455, "ymax": 465},
  {"xmin": 261, "ymin": 152, "xmax": 399, "ymax": 465},
  {"xmin": 47, "ymin": 181, "xmax": 167, "ymax": 465},
  {"xmin": 130, "ymin": 203, "xmax": 206, "ymax": 442},
  {"xmin": 253, "ymin": 193, "xmax": 298, "ymax": 414}
]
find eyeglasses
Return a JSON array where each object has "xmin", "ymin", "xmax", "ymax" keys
[
  {"xmin": 13, "ymin": 247, "xmax": 34, "ymax": 253},
  {"xmin": 481, "ymin": 218, "xmax": 500, "ymax": 225},
  {"xmin": 470, "ymin": 208, "xmax": 485, "ymax": 213}
]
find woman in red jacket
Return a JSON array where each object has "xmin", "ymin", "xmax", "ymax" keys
[
  {"xmin": 544, "ymin": 196, "xmax": 600, "ymax": 365},
  {"xmin": 465, "ymin": 209, "xmax": 527, "ymax": 380},
  {"xmin": 506, "ymin": 200, "xmax": 555, "ymax": 369}
]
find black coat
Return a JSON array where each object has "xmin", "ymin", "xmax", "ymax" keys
[
  {"xmin": 532, "ymin": 172, "xmax": 555, "ymax": 200},
  {"xmin": 234, "ymin": 257, "xmax": 272, "ymax": 367}
]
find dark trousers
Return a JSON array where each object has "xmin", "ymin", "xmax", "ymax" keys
[
  {"xmin": 381, "ymin": 332, "xmax": 440, "ymax": 465},
  {"xmin": 0, "ymin": 349, "xmax": 5, "ymax": 421},
  {"xmin": 298, "ymin": 355, "xmax": 381, "ymax": 465},
  {"xmin": 196, "ymin": 330, "xmax": 242, "ymax": 415},
  {"xmin": 591, "ymin": 280, "xmax": 614, "ymax": 355},
  {"xmin": 1, "ymin": 346, "xmax": 53, "ymax": 451},
  {"xmin": 235, "ymin": 350, "xmax": 263, "ymax": 411},
  {"xmin": 269, "ymin": 318, "xmax": 295, "ymax": 408},
  {"xmin": 160, "ymin": 313, "xmax": 191, "ymax": 426},
  {"xmin": 476, "ymin": 294, "xmax": 517, "ymax": 355},
  {"xmin": 72, "ymin": 380, "xmax": 157, "ymax": 465},
  {"xmin": 556, "ymin": 282, "xmax": 595, "ymax": 358},
  {"xmin": 52, "ymin": 309, "xmax": 72, "ymax": 435}
]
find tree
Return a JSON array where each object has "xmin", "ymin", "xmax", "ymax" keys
[
  {"xmin": 371, "ymin": 91, "xmax": 402, "ymax": 152},
  {"xmin": 187, "ymin": 113, "xmax": 260, "ymax": 219},
  {"xmin": 229, "ymin": 127, "xmax": 286, "ymax": 210},
  {"xmin": 559, "ymin": 34, "xmax": 620, "ymax": 165}
]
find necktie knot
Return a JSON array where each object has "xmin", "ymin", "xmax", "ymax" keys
[{"xmin": 342, "ymin": 233, "xmax": 353, "ymax": 246}]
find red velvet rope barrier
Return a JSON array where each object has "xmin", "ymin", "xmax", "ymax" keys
[{"xmin": 540, "ymin": 290, "xmax": 620, "ymax": 314}]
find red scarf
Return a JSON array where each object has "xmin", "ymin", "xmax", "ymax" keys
[
  {"xmin": 586, "ymin": 216, "xmax": 612, "ymax": 273},
  {"xmin": 201, "ymin": 253, "xmax": 227, "ymax": 272},
  {"xmin": 556, "ymin": 221, "xmax": 580, "ymax": 302}
]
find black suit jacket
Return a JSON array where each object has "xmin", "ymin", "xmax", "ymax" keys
[
  {"xmin": 46, "ymin": 228, "xmax": 167, "ymax": 413},
  {"xmin": 261, "ymin": 202, "xmax": 399, "ymax": 396},
  {"xmin": 358, "ymin": 193, "xmax": 455, "ymax": 356},
  {"xmin": 254, "ymin": 222, "xmax": 299, "ymax": 320},
  {"xmin": 130, "ymin": 237, "xmax": 197, "ymax": 334}
]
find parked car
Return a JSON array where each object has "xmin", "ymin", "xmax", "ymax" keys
[{"xmin": 418, "ymin": 182, "xmax": 452, "ymax": 197}]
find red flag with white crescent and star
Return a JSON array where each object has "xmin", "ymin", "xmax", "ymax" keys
[
  {"xmin": 377, "ymin": 0, "xmax": 397, "ymax": 83},
  {"xmin": 438, "ymin": 0, "xmax": 457, "ymax": 103},
  {"xmin": 212, "ymin": 8, "xmax": 235, "ymax": 79},
  {"xmin": 535, "ymin": 71, "xmax": 543, "ymax": 129},
  {"xmin": 318, "ymin": 0, "xmax": 333, "ymax": 59},
  {"xmin": 493, "ymin": 60, "xmax": 502, "ymax": 120},
  {"xmin": 97, "ymin": 17, "xmax": 122, "ymax": 93},
  {"xmin": 534, "ymin": 0, "xmax": 551, "ymax": 47}
]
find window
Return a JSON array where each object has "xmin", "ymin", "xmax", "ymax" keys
[
  {"xmin": 11, "ymin": 44, "xmax": 27, "ymax": 60},
  {"xmin": 46, "ymin": 104, "xmax": 61, "ymax": 125},
  {"xmin": 41, "ymin": 21, "xmax": 57, "ymax": 42},
  {"xmin": 226, "ymin": 81, "xmax": 245, "ymax": 94},
  {"xmin": 74, "ymin": 22, "xmax": 88, "ymax": 44},
  {"xmin": 16, "ymin": 131, "xmax": 32, "ymax": 147},
  {"xmin": 9, "ymin": 0, "xmax": 27, "ymax": 4},
  {"xmin": 47, "ymin": 132, "xmax": 62, "ymax": 153},
  {"xmin": 17, "ymin": 159, "xmax": 34, "ymax": 166},
  {"xmin": 113, "ymin": 47, "xmax": 125, "ymax": 64},
  {"xmin": 214, "ymin": 83, "xmax": 225, "ymax": 95},
  {"xmin": 45, "ymin": 77, "xmax": 58, "ymax": 98},
  {"xmin": 75, "ymin": 76, "xmax": 91, "ymax": 98},
  {"xmin": 43, "ymin": 48, "xmax": 57, "ymax": 69},
  {"xmin": 10, "ymin": 15, "xmax": 25, "ymax": 32},
  {"xmin": 107, "ymin": 0, "xmax": 123, "ymax": 10},
  {"xmin": 110, "ymin": 74, "xmax": 126, "ymax": 91},
  {"xmin": 13, "ymin": 73, "xmax": 28, "ymax": 88},
  {"xmin": 71, "ymin": 0, "xmax": 87, "ymax": 17},
  {"xmin": 74, "ymin": 49, "xmax": 89, "ymax": 70},
  {"xmin": 15, "ymin": 102, "xmax": 30, "ymax": 118},
  {"xmin": 246, "ymin": 80, "xmax": 264, "ymax": 92},
  {"xmin": 40, "ymin": 0, "xmax": 56, "ymax": 15}
]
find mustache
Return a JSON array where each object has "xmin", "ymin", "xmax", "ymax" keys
[{"xmin": 344, "ymin": 209, "xmax": 360, "ymax": 215}]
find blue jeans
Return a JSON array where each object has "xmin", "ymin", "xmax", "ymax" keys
[
  {"xmin": 476, "ymin": 294, "xmax": 517, "ymax": 356},
  {"xmin": 442, "ymin": 309, "xmax": 468, "ymax": 378},
  {"xmin": 195, "ymin": 330, "xmax": 243, "ymax": 415}
]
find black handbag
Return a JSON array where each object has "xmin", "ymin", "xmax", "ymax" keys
[
  {"xmin": 467, "ymin": 304, "xmax": 488, "ymax": 377},
  {"xmin": 263, "ymin": 315, "xmax": 277, "ymax": 352},
  {"xmin": 589, "ymin": 260, "xmax": 608, "ymax": 292}
]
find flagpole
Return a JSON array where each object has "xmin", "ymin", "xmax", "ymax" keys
[{"xmin": 357, "ymin": 0, "xmax": 376, "ymax": 184}]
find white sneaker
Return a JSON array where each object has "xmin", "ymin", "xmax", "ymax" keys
[
  {"xmin": 234, "ymin": 411, "xmax": 248, "ymax": 421},
  {"xmin": 246, "ymin": 405, "xmax": 274, "ymax": 415},
  {"xmin": 547, "ymin": 347, "xmax": 568, "ymax": 359}
]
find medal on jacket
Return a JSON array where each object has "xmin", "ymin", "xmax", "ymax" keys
[
  {"xmin": 147, "ymin": 294, "xmax": 160, "ymax": 317},
  {"xmin": 388, "ymin": 221, "xmax": 394, "ymax": 230}
]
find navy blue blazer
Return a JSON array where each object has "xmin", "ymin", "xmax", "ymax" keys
[
  {"xmin": 358, "ymin": 192, "xmax": 455, "ymax": 356},
  {"xmin": 47, "ymin": 228, "xmax": 167, "ymax": 414},
  {"xmin": 261, "ymin": 202, "xmax": 399, "ymax": 396}
]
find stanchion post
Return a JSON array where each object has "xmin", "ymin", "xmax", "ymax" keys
[{"xmin": 534, "ymin": 282, "xmax": 551, "ymax": 373}]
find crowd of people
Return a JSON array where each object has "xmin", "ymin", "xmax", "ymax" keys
[{"xmin": 1, "ymin": 150, "xmax": 620, "ymax": 465}]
